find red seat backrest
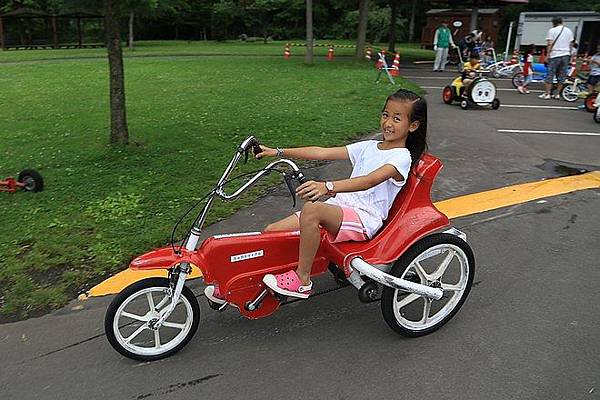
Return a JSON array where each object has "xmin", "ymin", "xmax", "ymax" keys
[{"xmin": 379, "ymin": 153, "xmax": 443, "ymax": 232}]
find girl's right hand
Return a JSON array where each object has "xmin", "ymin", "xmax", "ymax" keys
[{"xmin": 255, "ymin": 145, "xmax": 276, "ymax": 159}]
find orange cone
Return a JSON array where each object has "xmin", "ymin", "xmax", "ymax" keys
[
  {"xmin": 390, "ymin": 52, "xmax": 400, "ymax": 76},
  {"xmin": 365, "ymin": 47, "xmax": 372, "ymax": 61},
  {"xmin": 538, "ymin": 48, "xmax": 546, "ymax": 64},
  {"xmin": 284, "ymin": 43, "xmax": 291, "ymax": 59},
  {"xmin": 327, "ymin": 45, "xmax": 334, "ymax": 61}
]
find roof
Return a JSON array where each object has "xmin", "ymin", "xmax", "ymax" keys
[
  {"xmin": 426, "ymin": 9, "xmax": 500, "ymax": 16},
  {"xmin": 1, "ymin": 7, "xmax": 48, "ymax": 17}
]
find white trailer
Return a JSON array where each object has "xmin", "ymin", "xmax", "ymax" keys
[{"xmin": 515, "ymin": 11, "xmax": 600, "ymax": 55}]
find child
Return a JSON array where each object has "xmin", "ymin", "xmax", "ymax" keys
[
  {"xmin": 518, "ymin": 45, "xmax": 534, "ymax": 94},
  {"xmin": 587, "ymin": 44, "xmax": 600, "ymax": 94},
  {"xmin": 461, "ymin": 53, "xmax": 481, "ymax": 92},
  {"xmin": 204, "ymin": 89, "xmax": 427, "ymax": 303}
]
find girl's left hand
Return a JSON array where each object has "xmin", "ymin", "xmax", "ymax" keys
[{"xmin": 296, "ymin": 180, "xmax": 327, "ymax": 201}]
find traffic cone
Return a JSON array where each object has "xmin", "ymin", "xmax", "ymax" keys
[
  {"xmin": 284, "ymin": 43, "xmax": 291, "ymax": 59},
  {"xmin": 390, "ymin": 52, "xmax": 400, "ymax": 76},
  {"xmin": 581, "ymin": 57, "xmax": 590, "ymax": 72},
  {"xmin": 365, "ymin": 47, "xmax": 372, "ymax": 61},
  {"xmin": 327, "ymin": 45, "xmax": 334, "ymax": 61},
  {"xmin": 538, "ymin": 48, "xmax": 546, "ymax": 64}
]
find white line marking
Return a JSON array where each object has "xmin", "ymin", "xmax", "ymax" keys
[
  {"xmin": 404, "ymin": 75, "xmax": 510, "ymax": 80},
  {"xmin": 501, "ymin": 104, "xmax": 579, "ymax": 110},
  {"xmin": 498, "ymin": 129, "xmax": 600, "ymax": 136},
  {"xmin": 421, "ymin": 85, "xmax": 544, "ymax": 93}
]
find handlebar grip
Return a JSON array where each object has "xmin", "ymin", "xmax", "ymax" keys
[{"xmin": 296, "ymin": 174, "xmax": 308, "ymax": 185}]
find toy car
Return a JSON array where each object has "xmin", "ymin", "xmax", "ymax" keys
[
  {"xmin": 442, "ymin": 75, "xmax": 500, "ymax": 110},
  {"xmin": 1, "ymin": 169, "xmax": 44, "ymax": 193}
]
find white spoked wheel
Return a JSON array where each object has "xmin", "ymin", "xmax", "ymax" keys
[
  {"xmin": 381, "ymin": 233, "xmax": 475, "ymax": 337},
  {"xmin": 561, "ymin": 84, "xmax": 580, "ymax": 102},
  {"xmin": 105, "ymin": 278, "xmax": 200, "ymax": 361}
]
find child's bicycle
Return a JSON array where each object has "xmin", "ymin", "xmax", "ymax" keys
[
  {"xmin": 560, "ymin": 63, "xmax": 588, "ymax": 102},
  {"xmin": 104, "ymin": 136, "xmax": 475, "ymax": 361}
]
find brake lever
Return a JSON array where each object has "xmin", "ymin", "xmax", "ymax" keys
[
  {"xmin": 283, "ymin": 173, "xmax": 297, "ymax": 208},
  {"xmin": 244, "ymin": 138, "xmax": 262, "ymax": 163}
]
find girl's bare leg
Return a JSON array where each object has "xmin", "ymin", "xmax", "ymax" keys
[
  {"xmin": 264, "ymin": 214, "xmax": 300, "ymax": 232},
  {"xmin": 296, "ymin": 202, "xmax": 343, "ymax": 285}
]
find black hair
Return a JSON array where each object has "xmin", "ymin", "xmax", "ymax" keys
[
  {"xmin": 552, "ymin": 16, "xmax": 562, "ymax": 26},
  {"xmin": 385, "ymin": 89, "xmax": 428, "ymax": 167}
]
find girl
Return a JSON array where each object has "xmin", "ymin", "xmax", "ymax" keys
[
  {"xmin": 518, "ymin": 45, "xmax": 534, "ymax": 94},
  {"xmin": 205, "ymin": 89, "xmax": 427, "ymax": 303}
]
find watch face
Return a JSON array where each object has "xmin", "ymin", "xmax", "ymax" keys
[{"xmin": 326, "ymin": 182, "xmax": 334, "ymax": 191}]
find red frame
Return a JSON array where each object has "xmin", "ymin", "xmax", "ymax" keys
[
  {"xmin": 0, "ymin": 177, "xmax": 25, "ymax": 193},
  {"xmin": 129, "ymin": 153, "xmax": 449, "ymax": 319}
]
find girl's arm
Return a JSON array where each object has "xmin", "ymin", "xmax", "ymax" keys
[
  {"xmin": 256, "ymin": 144, "xmax": 349, "ymax": 161},
  {"xmin": 297, "ymin": 164, "xmax": 402, "ymax": 202}
]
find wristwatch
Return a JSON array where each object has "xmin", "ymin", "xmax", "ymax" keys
[{"xmin": 325, "ymin": 181, "xmax": 335, "ymax": 196}]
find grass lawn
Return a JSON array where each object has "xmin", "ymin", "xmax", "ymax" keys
[{"xmin": 0, "ymin": 40, "xmax": 428, "ymax": 322}]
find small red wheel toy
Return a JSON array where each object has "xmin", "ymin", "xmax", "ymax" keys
[{"xmin": 1, "ymin": 169, "xmax": 44, "ymax": 193}]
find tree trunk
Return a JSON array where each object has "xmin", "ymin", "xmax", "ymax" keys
[
  {"xmin": 355, "ymin": 0, "xmax": 368, "ymax": 59},
  {"xmin": 128, "ymin": 12, "xmax": 134, "ymax": 50},
  {"xmin": 105, "ymin": 0, "xmax": 129, "ymax": 145},
  {"xmin": 305, "ymin": 0, "xmax": 313, "ymax": 64},
  {"xmin": 388, "ymin": 0, "xmax": 398, "ymax": 52},
  {"xmin": 408, "ymin": 0, "xmax": 417, "ymax": 43}
]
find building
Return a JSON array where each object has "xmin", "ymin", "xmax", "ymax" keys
[{"xmin": 421, "ymin": 8, "xmax": 501, "ymax": 49}]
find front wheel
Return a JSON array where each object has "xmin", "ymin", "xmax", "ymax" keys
[
  {"xmin": 491, "ymin": 98, "xmax": 501, "ymax": 110},
  {"xmin": 381, "ymin": 233, "xmax": 475, "ymax": 337},
  {"xmin": 105, "ymin": 278, "xmax": 200, "ymax": 361},
  {"xmin": 594, "ymin": 107, "xmax": 600, "ymax": 123},
  {"xmin": 585, "ymin": 92, "xmax": 598, "ymax": 113},
  {"xmin": 442, "ymin": 86, "xmax": 454, "ymax": 104},
  {"xmin": 460, "ymin": 99, "xmax": 469, "ymax": 110},
  {"xmin": 512, "ymin": 72, "xmax": 524, "ymax": 88},
  {"xmin": 560, "ymin": 84, "xmax": 580, "ymax": 102}
]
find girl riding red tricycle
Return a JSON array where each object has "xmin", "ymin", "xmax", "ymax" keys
[{"xmin": 105, "ymin": 89, "xmax": 475, "ymax": 361}]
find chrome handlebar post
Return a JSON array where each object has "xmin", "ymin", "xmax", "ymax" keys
[{"xmin": 216, "ymin": 159, "xmax": 303, "ymax": 201}]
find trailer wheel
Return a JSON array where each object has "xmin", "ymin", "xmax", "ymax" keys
[{"xmin": 17, "ymin": 169, "xmax": 44, "ymax": 192}]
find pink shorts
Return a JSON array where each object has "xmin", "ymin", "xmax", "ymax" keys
[{"xmin": 295, "ymin": 206, "xmax": 368, "ymax": 243}]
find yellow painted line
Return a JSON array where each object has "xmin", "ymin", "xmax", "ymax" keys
[
  {"xmin": 435, "ymin": 171, "xmax": 600, "ymax": 219},
  {"xmin": 79, "ymin": 265, "xmax": 202, "ymax": 300},
  {"xmin": 82, "ymin": 171, "xmax": 600, "ymax": 299}
]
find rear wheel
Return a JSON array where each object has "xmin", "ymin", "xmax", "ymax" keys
[
  {"xmin": 491, "ymin": 98, "xmax": 501, "ymax": 110},
  {"xmin": 17, "ymin": 169, "xmax": 44, "ymax": 192},
  {"xmin": 594, "ymin": 107, "xmax": 600, "ymax": 123},
  {"xmin": 105, "ymin": 278, "xmax": 200, "ymax": 361},
  {"xmin": 381, "ymin": 233, "xmax": 475, "ymax": 337},
  {"xmin": 442, "ymin": 86, "xmax": 454, "ymax": 104},
  {"xmin": 512, "ymin": 72, "xmax": 524, "ymax": 88}
]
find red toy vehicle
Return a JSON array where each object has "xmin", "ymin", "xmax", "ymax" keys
[
  {"xmin": 1, "ymin": 169, "xmax": 44, "ymax": 193},
  {"xmin": 105, "ymin": 137, "xmax": 475, "ymax": 361}
]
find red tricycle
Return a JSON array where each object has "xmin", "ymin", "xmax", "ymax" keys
[
  {"xmin": 0, "ymin": 169, "xmax": 44, "ymax": 193},
  {"xmin": 105, "ymin": 136, "xmax": 475, "ymax": 361}
]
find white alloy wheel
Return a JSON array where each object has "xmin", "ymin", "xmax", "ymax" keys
[
  {"xmin": 561, "ymin": 84, "xmax": 580, "ymax": 102},
  {"xmin": 105, "ymin": 278, "xmax": 200, "ymax": 361},
  {"xmin": 381, "ymin": 233, "xmax": 475, "ymax": 337}
]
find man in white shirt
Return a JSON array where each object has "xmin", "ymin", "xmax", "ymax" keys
[{"xmin": 539, "ymin": 16, "xmax": 574, "ymax": 99}]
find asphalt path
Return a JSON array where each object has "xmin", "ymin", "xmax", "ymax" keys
[{"xmin": 1, "ymin": 64, "xmax": 599, "ymax": 400}]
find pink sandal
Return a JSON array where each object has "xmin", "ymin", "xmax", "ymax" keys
[{"xmin": 262, "ymin": 270, "xmax": 312, "ymax": 299}]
